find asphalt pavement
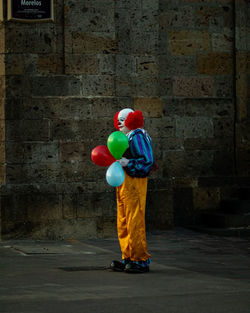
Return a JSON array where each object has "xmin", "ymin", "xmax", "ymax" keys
[{"xmin": 0, "ymin": 228, "xmax": 249, "ymax": 313}]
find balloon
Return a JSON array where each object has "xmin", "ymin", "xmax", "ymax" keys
[
  {"xmin": 106, "ymin": 161, "xmax": 125, "ymax": 187},
  {"xmin": 107, "ymin": 131, "xmax": 129, "ymax": 160},
  {"xmin": 91, "ymin": 145, "xmax": 116, "ymax": 167}
]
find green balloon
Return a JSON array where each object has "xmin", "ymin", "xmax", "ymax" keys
[{"xmin": 107, "ymin": 131, "xmax": 129, "ymax": 160}]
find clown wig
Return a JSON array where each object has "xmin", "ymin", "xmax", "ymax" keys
[{"xmin": 114, "ymin": 110, "xmax": 144, "ymax": 130}]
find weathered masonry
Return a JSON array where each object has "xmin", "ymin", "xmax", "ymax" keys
[{"xmin": 0, "ymin": 0, "xmax": 249, "ymax": 239}]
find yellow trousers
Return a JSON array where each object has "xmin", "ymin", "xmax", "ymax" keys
[{"xmin": 116, "ymin": 172, "xmax": 150, "ymax": 262}]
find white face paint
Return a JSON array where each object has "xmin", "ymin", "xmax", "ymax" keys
[{"xmin": 118, "ymin": 108, "xmax": 133, "ymax": 134}]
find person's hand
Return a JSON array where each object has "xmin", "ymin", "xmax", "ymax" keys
[{"xmin": 118, "ymin": 157, "xmax": 129, "ymax": 167}]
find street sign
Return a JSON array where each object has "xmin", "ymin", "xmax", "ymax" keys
[{"xmin": 8, "ymin": 0, "xmax": 54, "ymax": 22}]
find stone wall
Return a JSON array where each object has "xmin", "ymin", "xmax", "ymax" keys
[{"xmin": 0, "ymin": 0, "xmax": 249, "ymax": 239}]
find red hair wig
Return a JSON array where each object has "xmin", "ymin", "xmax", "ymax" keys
[
  {"xmin": 114, "ymin": 111, "xmax": 120, "ymax": 130},
  {"xmin": 125, "ymin": 110, "xmax": 144, "ymax": 130}
]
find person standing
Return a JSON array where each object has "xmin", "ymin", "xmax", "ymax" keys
[{"xmin": 110, "ymin": 108, "xmax": 154, "ymax": 273}]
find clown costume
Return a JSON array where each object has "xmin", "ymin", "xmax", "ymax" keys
[{"xmin": 110, "ymin": 108, "xmax": 154, "ymax": 273}]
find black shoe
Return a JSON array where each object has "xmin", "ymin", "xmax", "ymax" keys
[
  {"xmin": 124, "ymin": 262, "xmax": 149, "ymax": 273},
  {"xmin": 110, "ymin": 260, "xmax": 127, "ymax": 272}
]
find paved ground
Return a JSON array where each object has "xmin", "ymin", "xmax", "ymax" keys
[{"xmin": 0, "ymin": 228, "xmax": 249, "ymax": 313}]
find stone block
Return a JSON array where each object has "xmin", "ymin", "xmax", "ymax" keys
[
  {"xmin": 115, "ymin": 75, "xmax": 133, "ymax": 97},
  {"xmin": 134, "ymin": 97, "xmax": 163, "ymax": 117},
  {"xmin": 65, "ymin": 5, "xmax": 115, "ymax": 32},
  {"xmin": 99, "ymin": 55, "xmax": 115, "ymax": 74},
  {"xmin": 115, "ymin": 9, "xmax": 131, "ymax": 32},
  {"xmin": 142, "ymin": 0, "xmax": 159, "ymax": 10},
  {"xmin": 82, "ymin": 75, "xmax": 115, "ymax": 97},
  {"xmin": 31, "ymin": 76, "xmax": 82, "ymax": 97},
  {"xmin": 176, "ymin": 116, "xmax": 214, "ymax": 138},
  {"xmin": 1, "ymin": 194, "xmax": 27, "ymax": 223},
  {"xmin": 236, "ymin": 52, "xmax": 249, "ymax": 121},
  {"xmin": 136, "ymin": 56, "xmax": 158, "ymax": 75},
  {"xmin": 77, "ymin": 193, "xmax": 103, "ymax": 218},
  {"xmin": 0, "ymin": 98, "xmax": 4, "ymax": 120},
  {"xmin": 0, "ymin": 119, "xmax": 5, "ymax": 141},
  {"xmin": 130, "ymin": 31, "xmax": 159, "ymax": 55},
  {"xmin": 159, "ymin": 137, "xmax": 184, "ymax": 152},
  {"xmin": 28, "ymin": 218, "xmax": 100, "ymax": 240},
  {"xmin": 184, "ymin": 137, "xmax": 233, "ymax": 151},
  {"xmin": 37, "ymin": 54, "xmax": 64, "ymax": 75},
  {"xmin": 236, "ymin": 26, "xmax": 250, "ymax": 51},
  {"xmin": 5, "ymin": 54, "xmax": 38, "ymax": 75},
  {"xmin": 173, "ymin": 77, "xmax": 213, "ymax": 97},
  {"xmin": 60, "ymin": 161, "xmax": 87, "ymax": 183},
  {"xmin": 158, "ymin": 72, "xmax": 173, "ymax": 97},
  {"xmin": 6, "ymin": 164, "xmax": 47, "ymax": 184},
  {"xmin": 46, "ymin": 163, "xmax": 61, "ymax": 183},
  {"xmin": 88, "ymin": 119, "xmax": 112, "ymax": 142},
  {"xmin": 132, "ymin": 75, "xmax": 159, "ymax": 97},
  {"xmin": 22, "ymin": 142, "xmax": 59, "ymax": 163},
  {"xmin": 0, "ymin": 27, "xmax": 5, "ymax": 53},
  {"xmin": 116, "ymin": 55, "xmax": 136, "ymax": 75},
  {"xmin": 214, "ymin": 76, "xmax": 233, "ymax": 98},
  {"xmin": 193, "ymin": 187, "xmax": 220, "ymax": 210},
  {"xmin": 5, "ymin": 142, "xmax": 23, "ymax": 163},
  {"xmin": 60, "ymin": 141, "xmax": 89, "ymax": 162},
  {"xmin": 159, "ymin": 55, "xmax": 196, "ymax": 75},
  {"xmin": 168, "ymin": 30, "xmax": 211, "ymax": 55},
  {"xmin": 163, "ymin": 150, "xmax": 214, "ymax": 176},
  {"xmin": 212, "ymin": 31, "xmax": 233, "ymax": 52},
  {"xmin": 23, "ymin": 194, "xmax": 62, "ymax": 223},
  {"xmin": 82, "ymin": 0, "xmax": 115, "ymax": 7},
  {"xmin": 5, "ymin": 98, "xmax": 61, "ymax": 120},
  {"xmin": 5, "ymin": 24, "xmax": 56, "ymax": 53},
  {"xmin": 163, "ymin": 98, "xmax": 234, "ymax": 118},
  {"xmin": 213, "ymin": 117, "xmax": 234, "ymax": 137},
  {"xmin": 62, "ymin": 194, "xmax": 77, "ymax": 219},
  {"xmin": 94, "ymin": 192, "xmax": 116, "ymax": 217},
  {"xmin": 0, "ymin": 54, "xmax": 5, "ymax": 76},
  {"xmin": 0, "ymin": 163, "xmax": 5, "ymax": 185},
  {"xmin": 236, "ymin": 149, "xmax": 250, "ymax": 176},
  {"xmin": 173, "ymin": 187, "xmax": 194, "ymax": 226},
  {"xmin": 117, "ymin": 29, "xmax": 131, "ymax": 54},
  {"xmin": 50, "ymin": 119, "xmax": 92, "ymax": 141},
  {"xmin": 65, "ymin": 54, "xmax": 98, "ymax": 75},
  {"xmin": 53, "ymin": 0, "xmax": 64, "ymax": 25},
  {"xmin": 131, "ymin": 9, "xmax": 159, "ymax": 32},
  {"xmin": 147, "ymin": 190, "xmax": 173, "ymax": 230},
  {"xmin": 209, "ymin": 16, "xmax": 224, "ymax": 32},
  {"xmin": 160, "ymin": 6, "xmax": 195, "ymax": 29},
  {"xmin": 0, "ymin": 76, "xmax": 5, "ymax": 96},
  {"xmin": 0, "ymin": 142, "xmax": 5, "ymax": 163},
  {"xmin": 236, "ymin": 121, "xmax": 250, "ymax": 149},
  {"xmin": 101, "ymin": 217, "xmax": 117, "ymax": 238},
  {"xmin": 172, "ymin": 178, "xmax": 198, "ymax": 188},
  {"xmin": 197, "ymin": 53, "xmax": 233, "ymax": 75},
  {"xmin": 196, "ymin": 5, "xmax": 233, "ymax": 28},
  {"xmin": 91, "ymin": 97, "xmax": 119, "ymax": 118},
  {"xmin": 60, "ymin": 97, "xmax": 92, "ymax": 120},
  {"xmin": 145, "ymin": 117, "xmax": 175, "ymax": 138},
  {"xmin": 64, "ymin": 30, "xmax": 73, "ymax": 54},
  {"xmin": 6, "ymin": 119, "xmax": 50, "ymax": 141},
  {"xmin": 212, "ymin": 149, "xmax": 234, "ymax": 175},
  {"xmin": 5, "ymin": 76, "xmax": 31, "ymax": 98},
  {"xmin": 59, "ymin": 160, "xmax": 105, "ymax": 183},
  {"xmin": 72, "ymin": 32, "xmax": 118, "ymax": 54},
  {"xmin": 116, "ymin": 0, "xmax": 141, "ymax": 9}
]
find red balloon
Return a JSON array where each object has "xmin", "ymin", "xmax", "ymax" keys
[{"xmin": 91, "ymin": 145, "xmax": 116, "ymax": 167}]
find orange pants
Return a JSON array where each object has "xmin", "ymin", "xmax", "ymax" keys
[{"xmin": 116, "ymin": 172, "xmax": 150, "ymax": 262}]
